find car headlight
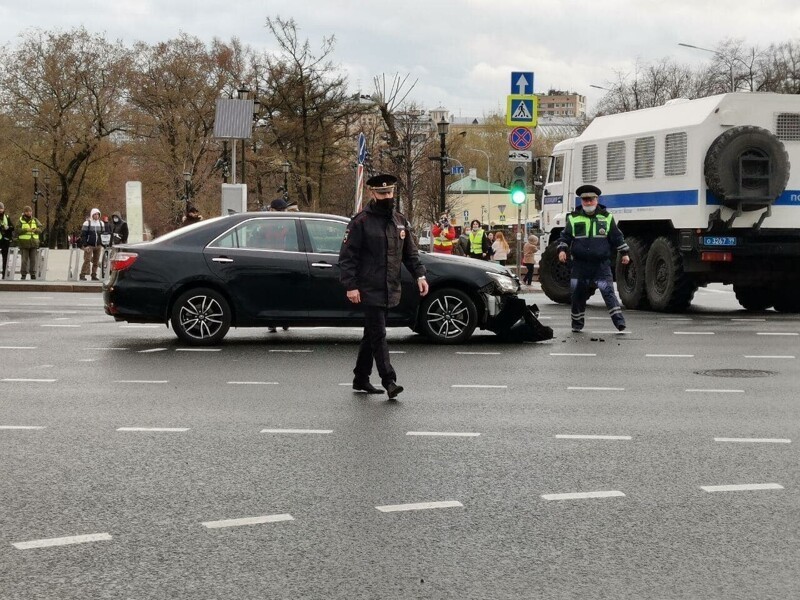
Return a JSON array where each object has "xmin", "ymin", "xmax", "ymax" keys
[{"xmin": 485, "ymin": 271, "xmax": 519, "ymax": 294}]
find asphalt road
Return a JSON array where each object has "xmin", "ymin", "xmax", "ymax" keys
[{"xmin": 1, "ymin": 286, "xmax": 798, "ymax": 599}]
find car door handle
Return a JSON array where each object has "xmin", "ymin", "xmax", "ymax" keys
[
  {"xmin": 311, "ymin": 262, "xmax": 334, "ymax": 268},
  {"xmin": 212, "ymin": 257, "xmax": 234, "ymax": 263}
]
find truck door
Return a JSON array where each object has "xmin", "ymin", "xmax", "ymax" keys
[{"xmin": 542, "ymin": 151, "xmax": 571, "ymax": 238}]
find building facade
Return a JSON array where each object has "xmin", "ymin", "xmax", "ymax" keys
[{"xmin": 536, "ymin": 90, "xmax": 586, "ymax": 118}]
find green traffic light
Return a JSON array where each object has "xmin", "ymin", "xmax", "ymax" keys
[{"xmin": 511, "ymin": 188, "xmax": 526, "ymax": 205}]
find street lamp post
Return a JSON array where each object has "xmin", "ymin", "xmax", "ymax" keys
[
  {"xmin": 437, "ymin": 119, "xmax": 449, "ymax": 214},
  {"xmin": 237, "ymin": 86, "xmax": 250, "ymax": 183},
  {"xmin": 468, "ymin": 148, "xmax": 491, "ymax": 226},
  {"xmin": 43, "ymin": 173, "xmax": 50, "ymax": 248},
  {"xmin": 32, "ymin": 168, "xmax": 40, "ymax": 219},
  {"xmin": 282, "ymin": 162, "xmax": 290, "ymax": 202},
  {"xmin": 678, "ymin": 42, "xmax": 738, "ymax": 92}
]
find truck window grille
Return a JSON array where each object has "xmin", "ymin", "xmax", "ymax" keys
[
  {"xmin": 776, "ymin": 113, "xmax": 800, "ymax": 140},
  {"xmin": 664, "ymin": 132, "xmax": 687, "ymax": 176},
  {"xmin": 634, "ymin": 137, "xmax": 655, "ymax": 178},
  {"xmin": 607, "ymin": 141, "xmax": 626, "ymax": 181},
  {"xmin": 582, "ymin": 145, "xmax": 598, "ymax": 182}
]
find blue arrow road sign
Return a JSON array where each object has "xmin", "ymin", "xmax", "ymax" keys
[
  {"xmin": 451, "ymin": 165, "xmax": 465, "ymax": 175},
  {"xmin": 511, "ymin": 72, "xmax": 534, "ymax": 95}
]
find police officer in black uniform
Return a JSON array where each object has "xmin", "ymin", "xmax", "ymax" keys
[
  {"xmin": 338, "ymin": 174, "xmax": 428, "ymax": 399},
  {"xmin": 557, "ymin": 184, "xmax": 630, "ymax": 332}
]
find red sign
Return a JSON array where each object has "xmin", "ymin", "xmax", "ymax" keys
[{"xmin": 509, "ymin": 127, "xmax": 533, "ymax": 151}]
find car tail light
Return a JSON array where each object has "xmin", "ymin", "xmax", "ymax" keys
[
  {"xmin": 701, "ymin": 251, "xmax": 733, "ymax": 262},
  {"xmin": 110, "ymin": 252, "xmax": 139, "ymax": 272}
]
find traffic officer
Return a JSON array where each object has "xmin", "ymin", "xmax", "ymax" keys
[
  {"xmin": 338, "ymin": 173, "xmax": 428, "ymax": 399},
  {"xmin": 557, "ymin": 184, "xmax": 630, "ymax": 332}
]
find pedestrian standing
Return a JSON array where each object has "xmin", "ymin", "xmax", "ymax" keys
[
  {"xmin": 110, "ymin": 212, "xmax": 129, "ymax": 245},
  {"xmin": 557, "ymin": 185, "xmax": 630, "ymax": 332},
  {"xmin": 80, "ymin": 208, "xmax": 105, "ymax": 281},
  {"xmin": 16, "ymin": 206, "xmax": 43, "ymax": 280},
  {"xmin": 491, "ymin": 231, "xmax": 510, "ymax": 265},
  {"xmin": 181, "ymin": 205, "xmax": 203, "ymax": 227},
  {"xmin": 522, "ymin": 234, "xmax": 540, "ymax": 285},
  {"xmin": 466, "ymin": 219, "xmax": 491, "ymax": 260},
  {"xmin": 432, "ymin": 213, "xmax": 456, "ymax": 254},
  {"xmin": 0, "ymin": 202, "xmax": 13, "ymax": 279},
  {"xmin": 338, "ymin": 173, "xmax": 428, "ymax": 399}
]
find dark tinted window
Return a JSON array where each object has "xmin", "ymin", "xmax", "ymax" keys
[{"xmin": 306, "ymin": 220, "xmax": 347, "ymax": 254}]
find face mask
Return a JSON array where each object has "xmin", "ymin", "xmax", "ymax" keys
[
  {"xmin": 113, "ymin": 218, "xmax": 120, "ymax": 223},
  {"xmin": 583, "ymin": 204, "xmax": 596, "ymax": 215}
]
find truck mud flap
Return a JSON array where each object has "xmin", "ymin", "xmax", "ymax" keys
[{"xmin": 487, "ymin": 297, "xmax": 553, "ymax": 342}]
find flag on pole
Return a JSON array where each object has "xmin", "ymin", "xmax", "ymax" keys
[{"xmin": 354, "ymin": 132, "xmax": 366, "ymax": 214}]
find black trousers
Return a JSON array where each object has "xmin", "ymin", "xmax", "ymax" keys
[
  {"xmin": 0, "ymin": 241, "xmax": 9, "ymax": 279},
  {"xmin": 354, "ymin": 305, "xmax": 396, "ymax": 385}
]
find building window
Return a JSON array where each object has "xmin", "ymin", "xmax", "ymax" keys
[
  {"xmin": 634, "ymin": 137, "xmax": 655, "ymax": 179},
  {"xmin": 664, "ymin": 132, "xmax": 687, "ymax": 176},
  {"xmin": 607, "ymin": 140, "xmax": 626, "ymax": 181},
  {"xmin": 582, "ymin": 145, "xmax": 598, "ymax": 183}
]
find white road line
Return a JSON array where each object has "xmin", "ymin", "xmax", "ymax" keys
[
  {"xmin": 700, "ymin": 288, "xmax": 733, "ymax": 295},
  {"xmin": 555, "ymin": 434, "xmax": 631, "ymax": 440},
  {"xmin": 714, "ymin": 437, "xmax": 791, "ymax": 444},
  {"xmin": 268, "ymin": 349, "xmax": 312, "ymax": 353},
  {"xmin": 743, "ymin": 355, "xmax": 795, "ymax": 359},
  {"xmin": 685, "ymin": 388, "xmax": 744, "ymax": 393},
  {"xmin": 591, "ymin": 330, "xmax": 627, "ymax": 334},
  {"xmin": 85, "ymin": 347, "xmax": 128, "ymax": 351},
  {"xmin": 114, "ymin": 380, "xmax": 168, "ymax": 384},
  {"xmin": 120, "ymin": 324, "xmax": 161, "ymax": 328},
  {"xmin": 0, "ymin": 425, "xmax": 46, "ymax": 430},
  {"xmin": 0, "ymin": 346, "xmax": 36, "ymax": 349},
  {"xmin": 731, "ymin": 318, "xmax": 766, "ymax": 322},
  {"xmin": 41, "ymin": 324, "xmax": 79, "ymax": 328},
  {"xmin": 2, "ymin": 378, "xmax": 56, "ymax": 383},
  {"xmin": 567, "ymin": 386, "xmax": 625, "ymax": 391},
  {"xmin": 376, "ymin": 500, "xmax": 463, "ymax": 513},
  {"xmin": 78, "ymin": 359, "xmax": 97, "ymax": 362},
  {"xmin": 456, "ymin": 351, "xmax": 502, "ymax": 355},
  {"xmin": 260, "ymin": 428, "xmax": 333, "ymax": 434},
  {"xmin": 201, "ymin": 514, "xmax": 294, "ymax": 529},
  {"xmin": 117, "ymin": 427, "xmax": 189, "ymax": 432},
  {"xmin": 227, "ymin": 381, "xmax": 279, "ymax": 385},
  {"xmin": 646, "ymin": 354, "xmax": 695, "ymax": 358},
  {"xmin": 756, "ymin": 332, "xmax": 798, "ymax": 336},
  {"xmin": 541, "ymin": 490, "xmax": 626, "ymax": 501},
  {"xmin": 13, "ymin": 532, "xmax": 112, "ymax": 550},
  {"xmin": 451, "ymin": 384, "xmax": 507, "ymax": 389},
  {"xmin": 0, "ymin": 322, "xmax": 20, "ymax": 326},
  {"xmin": 388, "ymin": 351, "xmax": 406, "ymax": 354},
  {"xmin": 674, "ymin": 331, "xmax": 715, "ymax": 335},
  {"xmin": 175, "ymin": 348, "xmax": 221, "ymax": 352},
  {"xmin": 138, "ymin": 348, "xmax": 167, "ymax": 353},
  {"xmin": 406, "ymin": 431, "xmax": 481, "ymax": 437},
  {"xmin": 550, "ymin": 353, "xmax": 597, "ymax": 357},
  {"xmin": 700, "ymin": 483, "xmax": 783, "ymax": 493},
  {"xmin": 664, "ymin": 318, "xmax": 692, "ymax": 321}
]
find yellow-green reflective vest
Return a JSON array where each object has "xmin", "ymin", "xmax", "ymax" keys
[{"xmin": 468, "ymin": 229, "xmax": 485, "ymax": 254}]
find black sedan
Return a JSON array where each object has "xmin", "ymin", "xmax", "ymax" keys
[{"xmin": 103, "ymin": 212, "xmax": 524, "ymax": 345}]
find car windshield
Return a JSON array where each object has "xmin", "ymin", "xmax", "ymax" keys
[{"xmin": 151, "ymin": 215, "xmax": 227, "ymax": 243}]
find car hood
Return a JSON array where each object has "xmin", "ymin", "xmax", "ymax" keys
[{"xmin": 420, "ymin": 251, "xmax": 514, "ymax": 275}]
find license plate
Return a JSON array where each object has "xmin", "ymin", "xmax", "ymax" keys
[{"xmin": 702, "ymin": 236, "xmax": 737, "ymax": 247}]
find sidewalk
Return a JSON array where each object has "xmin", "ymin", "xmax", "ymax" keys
[{"xmin": 1, "ymin": 249, "xmax": 103, "ymax": 293}]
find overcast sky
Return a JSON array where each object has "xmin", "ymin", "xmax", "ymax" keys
[{"xmin": 2, "ymin": 0, "xmax": 799, "ymax": 116}]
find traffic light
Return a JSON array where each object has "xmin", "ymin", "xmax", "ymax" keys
[{"xmin": 510, "ymin": 165, "xmax": 527, "ymax": 205}]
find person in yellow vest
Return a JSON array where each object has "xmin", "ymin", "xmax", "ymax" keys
[
  {"xmin": 16, "ymin": 205, "xmax": 43, "ymax": 280},
  {"xmin": 466, "ymin": 219, "xmax": 491, "ymax": 260},
  {"xmin": 431, "ymin": 213, "xmax": 456, "ymax": 254}
]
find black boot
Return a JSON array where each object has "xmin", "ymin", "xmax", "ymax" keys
[
  {"xmin": 384, "ymin": 381, "xmax": 404, "ymax": 400},
  {"xmin": 353, "ymin": 379, "xmax": 384, "ymax": 394}
]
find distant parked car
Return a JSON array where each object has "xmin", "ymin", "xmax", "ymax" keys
[{"xmin": 103, "ymin": 212, "xmax": 526, "ymax": 345}]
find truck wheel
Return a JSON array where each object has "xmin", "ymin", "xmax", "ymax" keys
[
  {"xmin": 644, "ymin": 237, "xmax": 697, "ymax": 312},
  {"xmin": 539, "ymin": 244, "xmax": 571, "ymax": 304},
  {"xmin": 616, "ymin": 236, "xmax": 650, "ymax": 310},
  {"xmin": 733, "ymin": 284, "xmax": 773, "ymax": 311},
  {"xmin": 704, "ymin": 126, "xmax": 789, "ymax": 210}
]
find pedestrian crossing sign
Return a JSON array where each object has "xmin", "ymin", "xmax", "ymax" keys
[{"xmin": 506, "ymin": 95, "xmax": 538, "ymax": 127}]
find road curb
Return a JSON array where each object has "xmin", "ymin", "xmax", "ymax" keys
[{"xmin": 0, "ymin": 281, "xmax": 103, "ymax": 293}]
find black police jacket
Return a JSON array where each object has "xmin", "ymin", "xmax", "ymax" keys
[
  {"xmin": 338, "ymin": 201, "xmax": 426, "ymax": 308},
  {"xmin": 557, "ymin": 204, "xmax": 629, "ymax": 264}
]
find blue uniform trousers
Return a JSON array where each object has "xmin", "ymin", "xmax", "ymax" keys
[{"xmin": 570, "ymin": 261, "xmax": 625, "ymax": 331}]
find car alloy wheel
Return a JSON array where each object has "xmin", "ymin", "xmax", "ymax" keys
[
  {"xmin": 419, "ymin": 288, "xmax": 477, "ymax": 344},
  {"xmin": 171, "ymin": 287, "xmax": 231, "ymax": 345}
]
